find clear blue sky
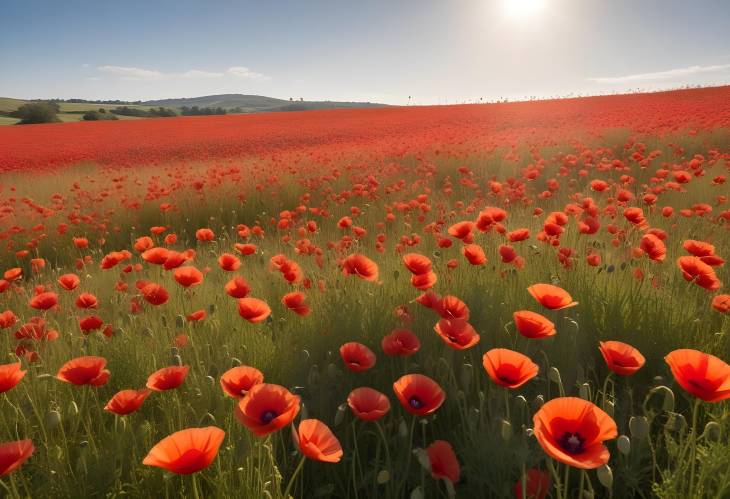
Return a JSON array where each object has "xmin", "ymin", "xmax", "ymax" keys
[{"xmin": 2, "ymin": 0, "xmax": 729, "ymax": 104}]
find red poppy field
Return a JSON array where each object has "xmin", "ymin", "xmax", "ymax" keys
[{"xmin": 0, "ymin": 86, "xmax": 729, "ymax": 498}]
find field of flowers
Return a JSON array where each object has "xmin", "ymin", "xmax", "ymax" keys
[{"xmin": 0, "ymin": 86, "xmax": 728, "ymax": 498}]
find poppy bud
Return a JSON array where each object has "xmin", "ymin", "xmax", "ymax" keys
[
  {"xmin": 377, "ymin": 470, "xmax": 390, "ymax": 484},
  {"xmin": 170, "ymin": 347, "xmax": 179, "ymax": 357},
  {"xmin": 702, "ymin": 421, "xmax": 721, "ymax": 442},
  {"xmin": 172, "ymin": 354, "xmax": 182, "ymax": 366},
  {"xmin": 579, "ymin": 383, "xmax": 591, "ymax": 400},
  {"xmin": 327, "ymin": 363, "xmax": 339, "ymax": 379},
  {"xmin": 301, "ymin": 349, "xmax": 310, "ymax": 361},
  {"xmin": 160, "ymin": 315, "xmax": 167, "ymax": 327},
  {"xmin": 230, "ymin": 357, "xmax": 242, "ymax": 367},
  {"xmin": 629, "ymin": 416, "xmax": 650, "ymax": 440},
  {"xmin": 603, "ymin": 400, "xmax": 614, "ymax": 417},
  {"xmin": 45, "ymin": 409, "xmax": 61, "ymax": 429},
  {"xmin": 307, "ymin": 365, "xmax": 320, "ymax": 387},
  {"xmin": 665, "ymin": 412, "xmax": 687, "ymax": 433},
  {"xmin": 410, "ymin": 486, "xmax": 424, "ymax": 499},
  {"xmin": 334, "ymin": 403, "xmax": 347, "ymax": 427},
  {"xmin": 617, "ymin": 435, "xmax": 631, "ymax": 455},
  {"xmin": 597, "ymin": 464, "xmax": 613, "ymax": 489},
  {"xmin": 199, "ymin": 412, "xmax": 216, "ymax": 426},
  {"xmin": 532, "ymin": 394, "xmax": 545, "ymax": 411},
  {"xmin": 205, "ymin": 375, "xmax": 215, "ymax": 386},
  {"xmin": 648, "ymin": 385, "xmax": 675, "ymax": 412},
  {"xmin": 515, "ymin": 395, "xmax": 527, "ymax": 411},
  {"xmin": 548, "ymin": 367, "xmax": 562, "ymax": 384},
  {"xmin": 414, "ymin": 447, "xmax": 431, "ymax": 472},
  {"xmin": 208, "ymin": 303, "xmax": 216, "ymax": 314},
  {"xmin": 300, "ymin": 403, "xmax": 309, "ymax": 421},
  {"xmin": 69, "ymin": 401, "xmax": 79, "ymax": 418},
  {"xmin": 175, "ymin": 315, "xmax": 185, "ymax": 328},
  {"xmin": 460, "ymin": 363, "xmax": 473, "ymax": 392},
  {"xmin": 399, "ymin": 419, "xmax": 409, "ymax": 438},
  {"xmin": 500, "ymin": 419, "xmax": 512, "ymax": 441}
]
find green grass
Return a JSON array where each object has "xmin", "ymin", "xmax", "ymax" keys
[{"xmin": 0, "ymin": 98, "xmax": 158, "ymax": 125}]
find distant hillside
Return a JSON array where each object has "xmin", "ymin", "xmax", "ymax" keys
[{"xmin": 143, "ymin": 94, "xmax": 387, "ymax": 113}]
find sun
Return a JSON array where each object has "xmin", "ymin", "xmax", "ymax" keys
[{"xmin": 502, "ymin": 0, "xmax": 546, "ymax": 20}]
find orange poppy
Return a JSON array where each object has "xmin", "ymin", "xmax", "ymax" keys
[
  {"xmin": 342, "ymin": 253, "xmax": 379, "ymax": 282},
  {"xmin": 146, "ymin": 365, "xmax": 190, "ymax": 391},
  {"xmin": 665, "ymin": 349, "xmax": 730, "ymax": 402},
  {"xmin": 533, "ymin": 397, "xmax": 617, "ymax": 469},
  {"xmin": 58, "ymin": 273, "xmax": 81, "ymax": 291},
  {"xmin": 220, "ymin": 365, "xmax": 264, "ymax": 398},
  {"xmin": 462, "ymin": 244, "xmax": 487, "ymax": 265},
  {"xmin": 712, "ymin": 294, "xmax": 730, "ymax": 313},
  {"xmin": 29, "ymin": 291, "xmax": 58, "ymax": 311},
  {"xmin": 0, "ymin": 439, "xmax": 34, "ymax": 476},
  {"xmin": 104, "ymin": 389, "xmax": 152, "ymax": 415},
  {"xmin": 411, "ymin": 271, "xmax": 438, "ymax": 290},
  {"xmin": 56, "ymin": 356, "xmax": 110, "ymax": 386},
  {"xmin": 676, "ymin": 256, "xmax": 722, "ymax": 291},
  {"xmin": 513, "ymin": 311, "xmax": 556, "ymax": 339},
  {"xmin": 482, "ymin": 349, "xmax": 538, "ymax": 389},
  {"xmin": 393, "ymin": 374, "xmax": 445, "ymax": 416},
  {"xmin": 598, "ymin": 341, "xmax": 645, "ymax": 376},
  {"xmin": 426, "ymin": 440, "xmax": 460, "ymax": 484},
  {"xmin": 403, "ymin": 253, "xmax": 433, "ymax": 275},
  {"xmin": 235, "ymin": 383, "xmax": 300, "ymax": 436},
  {"xmin": 75, "ymin": 292, "xmax": 98, "ymax": 309},
  {"xmin": 195, "ymin": 228, "xmax": 215, "ymax": 242},
  {"xmin": 437, "ymin": 295, "xmax": 470, "ymax": 320},
  {"xmin": 381, "ymin": 329, "xmax": 421, "ymax": 357},
  {"xmin": 173, "ymin": 266, "xmax": 204, "ymax": 288},
  {"xmin": 527, "ymin": 284, "xmax": 578, "ymax": 310},
  {"xmin": 640, "ymin": 234, "xmax": 666, "ymax": 262},
  {"xmin": 282, "ymin": 291, "xmax": 311, "ymax": 316},
  {"xmin": 339, "ymin": 342, "xmax": 376, "ymax": 372},
  {"xmin": 141, "ymin": 247, "xmax": 170, "ymax": 265},
  {"xmin": 683, "ymin": 239, "xmax": 715, "ymax": 257},
  {"xmin": 434, "ymin": 318, "xmax": 480, "ymax": 350},
  {"xmin": 140, "ymin": 283, "xmax": 169, "ymax": 306},
  {"xmin": 143, "ymin": 427, "xmax": 224, "ymax": 474},
  {"xmin": 0, "ymin": 310, "xmax": 17, "ymax": 329},
  {"xmin": 347, "ymin": 387, "xmax": 391, "ymax": 421},
  {"xmin": 238, "ymin": 297, "xmax": 271, "ymax": 323},
  {"xmin": 218, "ymin": 253, "xmax": 241, "ymax": 271},
  {"xmin": 0, "ymin": 362, "xmax": 26, "ymax": 393},
  {"xmin": 293, "ymin": 419, "xmax": 343, "ymax": 463},
  {"xmin": 225, "ymin": 276, "xmax": 251, "ymax": 298}
]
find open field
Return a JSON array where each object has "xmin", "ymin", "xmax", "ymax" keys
[
  {"xmin": 0, "ymin": 98, "xmax": 155, "ymax": 124},
  {"xmin": 0, "ymin": 87, "xmax": 728, "ymax": 498}
]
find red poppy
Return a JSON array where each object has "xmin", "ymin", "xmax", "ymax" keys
[
  {"xmin": 29, "ymin": 291, "xmax": 58, "ymax": 311},
  {"xmin": 482, "ymin": 349, "xmax": 538, "ymax": 389},
  {"xmin": 411, "ymin": 271, "xmax": 438, "ymax": 290},
  {"xmin": 143, "ymin": 427, "xmax": 225, "ymax": 474},
  {"xmin": 58, "ymin": 273, "xmax": 81, "ymax": 291},
  {"xmin": 599, "ymin": 341, "xmax": 645, "ymax": 376},
  {"xmin": 434, "ymin": 318, "xmax": 480, "ymax": 350},
  {"xmin": 56, "ymin": 356, "xmax": 110, "ymax": 386},
  {"xmin": 140, "ymin": 283, "xmax": 169, "ymax": 306},
  {"xmin": 0, "ymin": 363, "xmax": 26, "ymax": 393},
  {"xmin": 235, "ymin": 383, "xmax": 300, "ymax": 436},
  {"xmin": 347, "ymin": 387, "xmax": 391, "ymax": 421},
  {"xmin": 393, "ymin": 374, "xmax": 445, "ymax": 416},
  {"xmin": 527, "ymin": 284, "xmax": 578, "ymax": 310},
  {"xmin": 342, "ymin": 253, "xmax": 379, "ymax": 282},
  {"xmin": 141, "ymin": 247, "xmax": 170, "ymax": 265},
  {"xmin": 0, "ymin": 310, "xmax": 17, "ymax": 329},
  {"xmin": 220, "ymin": 365, "xmax": 264, "ymax": 398},
  {"xmin": 146, "ymin": 365, "xmax": 190, "ymax": 391},
  {"xmin": 218, "ymin": 253, "xmax": 241, "ymax": 271},
  {"xmin": 683, "ymin": 240, "xmax": 715, "ymax": 257},
  {"xmin": 640, "ymin": 234, "xmax": 666, "ymax": 262},
  {"xmin": 3, "ymin": 268, "xmax": 22, "ymax": 281},
  {"xmin": 282, "ymin": 291, "xmax": 311, "ymax": 316},
  {"xmin": 186, "ymin": 309, "xmax": 206, "ymax": 321},
  {"xmin": 381, "ymin": 329, "xmax": 421, "ymax": 356},
  {"xmin": 104, "ymin": 389, "xmax": 152, "ymax": 415},
  {"xmin": 712, "ymin": 294, "xmax": 730, "ymax": 313},
  {"xmin": 173, "ymin": 266, "xmax": 204, "ymax": 288},
  {"xmin": 514, "ymin": 469, "xmax": 551, "ymax": 499},
  {"xmin": 665, "ymin": 349, "xmax": 730, "ymax": 402},
  {"xmin": 225, "ymin": 276, "xmax": 251, "ymax": 298},
  {"xmin": 75, "ymin": 293, "xmax": 98, "ymax": 309},
  {"xmin": 533, "ymin": 397, "xmax": 617, "ymax": 469},
  {"xmin": 238, "ymin": 297, "xmax": 271, "ymax": 323},
  {"xmin": 403, "ymin": 253, "xmax": 432, "ymax": 275},
  {"xmin": 513, "ymin": 311, "xmax": 556, "ymax": 339},
  {"xmin": 339, "ymin": 342, "xmax": 376, "ymax": 372},
  {"xmin": 676, "ymin": 256, "xmax": 722, "ymax": 291},
  {"xmin": 0, "ymin": 439, "xmax": 34, "ymax": 476},
  {"xmin": 462, "ymin": 244, "xmax": 487, "ymax": 265},
  {"xmin": 235, "ymin": 243, "xmax": 257, "ymax": 256},
  {"xmin": 437, "ymin": 295, "xmax": 470, "ymax": 320},
  {"xmin": 79, "ymin": 315, "xmax": 104, "ymax": 333},
  {"xmin": 426, "ymin": 440, "xmax": 460, "ymax": 484},
  {"xmin": 293, "ymin": 419, "xmax": 343, "ymax": 463},
  {"xmin": 195, "ymin": 228, "xmax": 215, "ymax": 242}
]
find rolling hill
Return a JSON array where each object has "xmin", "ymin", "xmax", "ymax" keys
[{"xmin": 142, "ymin": 94, "xmax": 387, "ymax": 113}]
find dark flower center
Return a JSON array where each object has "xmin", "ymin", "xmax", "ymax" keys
[
  {"xmin": 261, "ymin": 410, "xmax": 278, "ymax": 424},
  {"xmin": 558, "ymin": 432, "xmax": 585, "ymax": 454},
  {"xmin": 409, "ymin": 396, "xmax": 423, "ymax": 409}
]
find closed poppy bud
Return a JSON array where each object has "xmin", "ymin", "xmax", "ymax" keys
[
  {"xmin": 702, "ymin": 421, "xmax": 721, "ymax": 442},
  {"xmin": 501, "ymin": 419, "xmax": 512, "ymax": 441},
  {"xmin": 597, "ymin": 464, "xmax": 613, "ymax": 489},
  {"xmin": 616, "ymin": 435, "xmax": 631, "ymax": 455},
  {"xmin": 629, "ymin": 416, "xmax": 649, "ymax": 440}
]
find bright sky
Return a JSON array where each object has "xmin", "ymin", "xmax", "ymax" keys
[{"xmin": 2, "ymin": 0, "xmax": 730, "ymax": 105}]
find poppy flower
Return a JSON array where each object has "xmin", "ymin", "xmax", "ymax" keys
[
  {"xmin": 482, "ymin": 349, "xmax": 538, "ymax": 389},
  {"xmin": 104, "ymin": 389, "xmax": 151, "ymax": 415},
  {"xmin": 437, "ymin": 295, "xmax": 470, "ymax": 320},
  {"xmin": 0, "ymin": 363, "xmax": 26, "ymax": 393},
  {"xmin": 0, "ymin": 439, "xmax": 34, "ymax": 476},
  {"xmin": 640, "ymin": 234, "xmax": 666, "ymax": 262},
  {"xmin": 220, "ymin": 365, "xmax": 264, "ymax": 398},
  {"xmin": 75, "ymin": 293, "xmax": 98, "ymax": 309},
  {"xmin": 140, "ymin": 283, "xmax": 169, "ymax": 306},
  {"xmin": 146, "ymin": 365, "xmax": 190, "ymax": 391},
  {"xmin": 141, "ymin": 247, "xmax": 170, "ymax": 265},
  {"xmin": 513, "ymin": 311, "xmax": 556, "ymax": 339},
  {"xmin": 195, "ymin": 228, "xmax": 215, "ymax": 242},
  {"xmin": 56, "ymin": 356, "xmax": 110, "ymax": 386},
  {"xmin": 281, "ymin": 291, "xmax": 311, "ymax": 316},
  {"xmin": 235, "ymin": 243, "xmax": 257, "ymax": 256},
  {"xmin": 434, "ymin": 318, "xmax": 480, "ymax": 350},
  {"xmin": 79, "ymin": 315, "xmax": 104, "ymax": 333},
  {"xmin": 3, "ymin": 268, "xmax": 22, "ymax": 281},
  {"xmin": 225, "ymin": 276, "xmax": 251, "ymax": 298},
  {"xmin": 29, "ymin": 291, "xmax": 58, "ymax": 311},
  {"xmin": 173, "ymin": 266, "xmax": 204, "ymax": 288},
  {"xmin": 683, "ymin": 240, "xmax": 715, "ymax": 257},
  {"xmin": 381, "ymin": 329, "xmax": 421, "ymax": 356},
  {"xmin": 599, "ymin": 341, "xmax": 645, "ymax": 376},
  {"xmin": 218, "ymin": 253, "xmax": 241, "ymax": 271},
  {"xmin": 411, "ymin": 271, "xmax": 437, "ymax": 290},
  {"xmin": 342, "ymin": 253, "xmax": 379, "ymax": 282},
  {"xmin": 143, "ymin": 427, "xmax": 225, "ymax": 474},
  {"xmin": 527, "ymin": 284, "xmax": 578, "ymax": 310},
  {"xmin": 514, "ymin": 469, "xmax": 551, "ymax": 499},
  {"xmin": 426, "ymin": 440, "xmax": 460, "ymax": 484},
  {"xmin": 403, "ymin": 253, "xmax": 432, "ymax": 275},
  {"xmin": 58, "ymin": 273, "xmax": 80, "ymax": 291},
  {"xmin": 347, "ymin": 387, "xmax": 391, "ymax": 421},
  {"xmin": 664, "ymin": 349, "xmax": 730, "ymax": 402},
  {"xmin": 238, "ymin": 297, "xmax": 271, "ymax": 323},
  {"xmin": 462, "ymin": 244, "xmax": 487, "ymax": 265},
  {"xmin": 0, "ymin": 310, "xmax": 17, "ymax": 329},
  {"xmin": 186, "ymin": 309, "xmax": 206, "ymax": 321},
  {"xmin": 712, "ymin": 294, "xmax": 730, "ymax": 313},
  {"xmin": 676, "ymin": 256, "xmax": 722, "ymax": 291},
  {"xmin": 339, "ymin": 342, "xmax": 376, "ymax": 372},
  {"xmin": 533, "ymin": 397, "xmax": 617, "ymax": 469},
  {"xmin": 293, "ymin": 419, "xmax": 343, "ymax": 463},
  {"xmin": 235, "ymin": 383, "xmax": 300, "ymax": 436},
  {"xmin": 393, "ymin": 374, "xmax": 445, "ymax": 416}
]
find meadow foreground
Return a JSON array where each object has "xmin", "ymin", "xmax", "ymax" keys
[{"xmin": 0, "ymin": 87, "xmax": 729, "ymax": 498}]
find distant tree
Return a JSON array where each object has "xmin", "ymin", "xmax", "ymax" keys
[
  {"xmin": 12, "ymin": 102, "xmax": 60, "ymax": 124},
  {"xmin": 82, "ymin": 110, "xmax": 118, "ymax": 121}
]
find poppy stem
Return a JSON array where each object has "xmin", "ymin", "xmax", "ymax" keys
[
  {"xmin": 601, "ymin": 373, "xmax": 613, "ymax": 409},
  {"xmin": 546, "ymin": 459, "xmax": 563, "ymax": 499},
  {"xmin": 190, "ymin": 473, "xmax": 201, "ymax": 499},
  {"xmin": 687, "ymin": 398, "xmax": 701, "ymax": 497},
  {"xmin": 520, "ymin": 462, "xmax": 527, "ymax": 499},
  {"xmin": 282, "ymin": 455, "xmax": 306, "ymax": 499},
  {"xmin": 562, "ymin": 464, "xmax": 570, "ymax": 499}
]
